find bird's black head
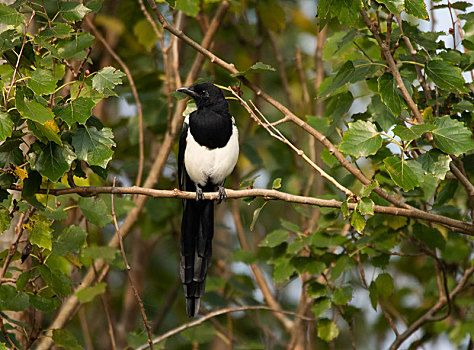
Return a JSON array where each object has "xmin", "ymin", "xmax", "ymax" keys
[{"xmin": 177, "ymin": 83, "xmax": 227, "ymax": 111}]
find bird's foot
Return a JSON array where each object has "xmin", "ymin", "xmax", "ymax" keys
[
  {"xmin": 196, "ymin": 187, "xmax": 204, "ymax": 201},
  {"xmin": 217, "ymin": 186, "xmax": 227, "ymax": 204}
]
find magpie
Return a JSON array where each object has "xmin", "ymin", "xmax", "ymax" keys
[{"xmin": 177, "ymin": 83, "xmax": 239, "ymax": 317}]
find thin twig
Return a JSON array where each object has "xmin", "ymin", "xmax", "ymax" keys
[
  {"xmin": 0, "ymin": 212, "xmax": 27, "ymax": 286},
  {"xmin": 135, "ymin": 305, "xmax": 314, "ymax": 350},
  {"xmin": 0, "ymin": 313, "xmax": 17, "ymax": 350},
  {"xmin": 111, "ymin": 178, "xmax": 154, "ymax": 350},
  {"xmin": 85, "ymin": 17, "xmax": 145, "ymax": 189}
]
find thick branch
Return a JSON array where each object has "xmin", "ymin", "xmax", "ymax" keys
[{"xmin": 9, "ymin": 185, "xmax": 474, "ymax": 235}]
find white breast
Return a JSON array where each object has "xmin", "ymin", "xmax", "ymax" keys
[{"xmin": 184, "ymin": 124, "xmax": 239, "ymax": 187}]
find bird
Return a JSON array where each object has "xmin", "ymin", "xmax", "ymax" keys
[{"xmin": 177, "ymin": 82, "xmax": 239, "ymax": 317}]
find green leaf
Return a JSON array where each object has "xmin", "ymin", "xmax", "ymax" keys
[
  {"xmin": 383, "ymin": 156, "xmax": 420, "ymax": 191},
  {"xmin": 369, "ymin": 94, "xmax": 396, "ymax": 132},
  {"xmin": 350, "ymin": 211, "xmax": 366, "ymax": 233},
  {"xmin": 30, "ymin": 294, "xmax": 61, "ymax": 312},
  {"xmin": 27, "ymin": 120, "xmax": 63, "ymax": 146},
  {"xmin": 0, "ymin": 112, "xmax": 13, "ymax": 142},
  {"xmin": 330, "ymin": 255, "xmax": 355, "ymax": 281},
  {"xmin": 250, "ymin": 202, "xmax": 266, "ymax": 231},
  {"xmin": 432, "ymin": 116, "xmax": 474, "ymax": 155},
  {"xmin": 92, "ymin": 67, "xmax": 126, "ymax": 93},
  {"xmin": 319, "ymin": 61, "xmax": 354, "ymax": 97},
  {"xmin": 341, "ymin": 200, "xmax": 349, "ymax": 218},
  {"xmin": 425, "ymin": 60, "xmax": 466, "ymax": 93},
  {"xmin": 412, "ymin": 223, "xmax": 446, "ymax": 250},
  {"xmin": 0, "ymin": 208, "xmax": 11, "ymax": 232},
  {"xmin": 0, "ymin": 285, "xmax": 29, "ymax": 311},
  {"xmin": 308, "ymin": 282, "xmax": 328, "ymax": 298},
  {"xmin": 86, "ymin": 0, "xmax": 104, "ymax": 13},
  {"xmin": 57, "ymin": 97, "xmax": 96, "ymax": 126},
  {"xmin": 375, "ymin": 273, "xmax": 394, "ymax": 299},
  {"xmin": 260, "ymin": 229, "xmax": 288, "ymax": 248},
  {"xmin": 75, "ymin": 282, "xmax": 106, "ymax": 303},
  {"xmin": 0, "ymin": 4, "xmax": 25, "ymax": 26},
  {"xmin": 340, "ymin": 120, "xmax": 382, "ymax": 157},
  {"xmin": 405, "ymin": 0, "xmax": 429, "ymax": 19},
  {"xmin": 16, "ymin": 92, "xmax": 54, "ymax": 124},
  {"xmin": 317, "ymin": 318, "xmax": 339, "ymax": 342},
  {"xmin": 72, "ymin": 126, "xmax": 115, "ymax": 168},
  {"xmin": 28, "ymin": 216, "xmax": 53, "ymax": 251},
  {"xmin": 78, "ymin": 197, "xmax": 111, "ymax": 227},
  {"xmin": 369, "ymin": 282, "xmax": 378, "ymax": 310},
  {"xmin": 317, "ymin": 0, "xmax": 362, "ymax": 26},
  {"xmin": 272, "ymin": 178, "xmax": 282, "ymax": 190},
  {"xmin": 272, "ymin": 257, "xmax": 294, "ymax": 282},
  {"xmin": 417, "ymin": 149, "xmax": 451, "ymax": 180},
  {"xmin": 38, "ymin": 265, "xmax": 71, "ymax": 298},
  {"xmin": 133, "ymin": 18, "xmax": 159, "ymax": 52},
  {"xmin": 56, "ymin": 32, "xmax": 95, "ymax": 59},
  {"xmin": 59, "ymin": 1, "xmax": 92, "ymax": 21},
  {"xmin": 392, "ymin": 124, "xmax": 436, "ymax": 141},
  {"xmin": 376, "ymin": 0, "xmax": 404, "ymax": 14},
  {"xmin": 16, "ymin": 271, "xmax": 31, "ymax": 292},
  {"xmin": 27, "ymin": 69, "xmax": 58, "ymax": 96},
  {"xmin": 231, "ymin": 62, "xmax": 276, "ymax": 77},
  {"xmin": 312, "ymin": 297, "xmax": 331, "ymax": 317},
  {"xmin": 53, "ymin": 225, "xmax": 87, "ymax": 256},
  {"xmin": 40, "ymin": 23, "xmax": 74, "ymax": 39},
  {"xmin": 31, "ymin": 143, "xmax": 76, "ymax": 182},
  {"xmin": 378, "ymin": 73, "xmax": 407, "ymax": 115},
  {"xmin": 52, "ymin": 329, "xmax": 81, "ymax": 350},
  {"xmin": 357, "ymin": 197, "xmax": 374, "ymax": 215},
  {"xmin": 175, "ymin": 0, "xmax": 200, "ymax": 17},
  {"xmin": 332, "ymin": 286, "xmax": 353, "ymax": 305}
]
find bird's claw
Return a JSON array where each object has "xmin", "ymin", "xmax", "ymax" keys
[
  {"xmin": 196, "ymin": 187, "xmax": 204, "ymax": 201},
  {"xmin": 217, "ymin": 186, "xmax": 227, "ymax": 204}
]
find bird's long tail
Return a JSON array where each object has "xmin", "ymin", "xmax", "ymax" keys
[{"xmin": 180, "ymin": 198, "xmax": 214, "ymax": 317}]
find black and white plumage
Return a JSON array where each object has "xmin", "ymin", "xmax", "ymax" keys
[{"xmin": 177, "ymin": 83, "xmax": 239, "ymax": 317}]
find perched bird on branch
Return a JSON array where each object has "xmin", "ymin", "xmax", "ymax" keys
[{"xmin": 177, "ymin": 83, "xmax": 239, "ymax": 317}]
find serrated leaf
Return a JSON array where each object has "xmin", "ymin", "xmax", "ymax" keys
[
  {"xmin": 59, "ymin": 1, "xmax": 92, "ymax": 21},
  {"xmin": 53, "ymin": 329, "xmax": 81, "ymax": 350},
  {"xmin": 405, "ymin": 0, "xmax": 429, "ymax": 19},
  {"xmin": 53, "ymin": 225, "xmax": 87, "ymax": 256},
  {"xmin": 272, "ymin": 257, "xmax": 294, "ymax": 282},
  {"xmin": 340, "ymin": 120, "xmax": 382, "ymax": 157},
  {"xmin": 27, "ymin": 69, "xmax": 58, "ymax": 95},
  {"xmin": 0, "ymin": 285, "xmax": 29, "ymax": 311},
  {"xmin": 231, "ymin": 62, "xmax": 276, "ymax": 77},
  {"xmin": 369, "ymin": 94, "xmax": 396, "ymax": 132},
  {"xmin": 260, "ymin": 229, "xmax": 288, "ymax": 248},
  {"xmin": 0, "ymin": 112, "xmax": 13, "ymax": 142},
  {"xmin": 357, "ymin": 197, "xmax": 374, "ymax": 215},
  {"xmin": 16, "ymin": 92, "xmax": 54, "ymax": 124},
  {"xmin": 392, "ymin": 124, "xmax": 436, "ymax": 141},
  {"xmin": 250, "ymin": 202, "xmax": 266, "ymax": 231},
  {"xmin": 72, "ymin": 126, "xmax": 115, "ymax": 168},
  {"xmin": 350, "ymin": 211, "xmax": 365, "ymax": 233},
  {"xmin": 92, "ymin": 67, "xmax": 125, "ymax": 93},
  {"xmin": 38, "ymin": 265, "xmax": 71, "ymax": 298},
  {"xmin": 57, "ymin": 97, "xmax": 96, "ymax": 126},
  {"xmin": 432, "ymin": 116, "xmax": 474, "ymax": 155},
  {"xmin": 31, "ymin": 143, "xmax": 76, "ymax": 182},
  {"xmin": 56, "ymin": 32, "xmax": 95, "ymax": 59},
  {"xmin": 308, "ymin": 282, "xmax": 327, "ymax": 298},
  {"xmin": 28, "ymin": 216, "xmax": 53, "ymax": 250},
  {"xmin": 378, "ymin": 73, "xmax": 407, "ymax": 115},
  {"xmin": 75, "ymin": 282, "xmax": 106, "ymax": 303},
  {"xmin": 412, "ymin": 223, "xmax": 446, "ymax": 250},
  {"xmin": 417, "ymin": 149, "xmax": 451, "ymax": 180},
  {"xmin": 312, "ymin": 297, "xmax": 331, "ymax": 317},
  {"xmin": 425, "ymin": 60, "xmax": 466, "ymax": 93},
  {"xmin": 332, "ymin": 286, "xmax": 353, "ymax": 305},
  {"xmin": 330, "ymin": 255, "xmax": 355, "ymax": 281},
  {"xmin": 317, "ymin": 0, "xmax": 362, "ymax": 27},
  {"xmin": 383, "ymin": 156, "xmax": 420, "ymax": 191},
  {"xmin": 317, "ymin": 318, "xmax": 339, "ymax": 342},
  {"xmin": 86, "ymin": 0, "xmax": 104, "ymax": 13},
  {"xmin": 319, "ymin": 61, "xmax": 354, "ymax": 97},
  {"xmin": 375, "ymin": 273, "xmax": 394, "ymax": 299},
  {"xmin": 27, "ymin": 120, "xmax": 62, "ymax": 146},
  {"xmin": 78, "ymin": 197, "xmax": 111, "ymax": 227},
  {"xmin": 376, "ymin": 0, "xmax": 404, "ymax": 14},
  {"xmin": 0, "ymin": 4, "xmax": 25, "ymax": 26},
  {"xmin": 40, "ymin": 23, "xmax": 73, "ymax": 38}
]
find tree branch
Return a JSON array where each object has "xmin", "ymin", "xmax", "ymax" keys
[{"xmin": 8, "ymin": 185, "xmax": 474, "ymax": 235}]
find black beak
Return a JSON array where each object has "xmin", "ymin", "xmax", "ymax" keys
[{"xmin": 177, "ymin": 87, "xmax": 198, "ymax": 98}]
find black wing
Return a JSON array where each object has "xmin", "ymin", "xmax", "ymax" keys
[{"xmin": 178, "ymin": 120, "xmax": 188, "ymax": 191}]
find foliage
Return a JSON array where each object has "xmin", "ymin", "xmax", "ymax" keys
[{"xmin": 0, "ymin": 0, "xmax": 473, "ymax": 349}]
